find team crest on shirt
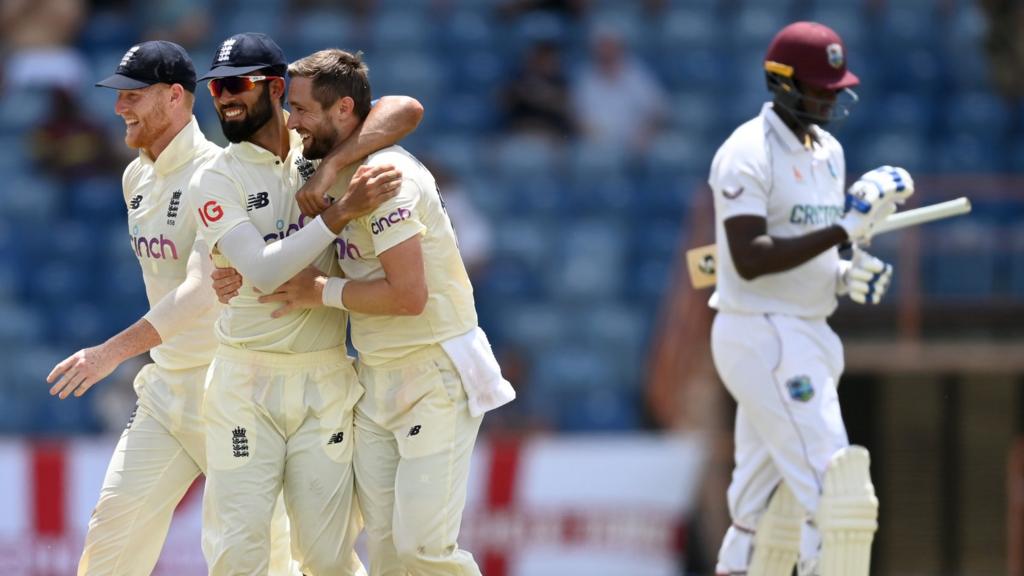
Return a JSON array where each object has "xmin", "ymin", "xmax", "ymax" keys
[
  {"xmin": 826, "ymin": 43, "xmax": 844, "ymax": 69},
  {"xmin": 166, "ymin": 189, "xmax": 182, "ymax": 225},
  {"xmin": 786, "ymin": 375, "xmax": 815, "ymax": 402},
  {"xmin": 295, "ymin": 155, "xmax": 316, "ymax": 182}
]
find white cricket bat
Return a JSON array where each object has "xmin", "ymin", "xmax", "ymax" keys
[{"xmin": 686, "ymin": 197, "xmax": 972, "ymax": 289}]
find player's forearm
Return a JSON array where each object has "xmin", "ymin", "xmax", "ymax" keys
[
  {"xmin": 731, "ymin": 226, "xmax": 848, "ymax": 280},
  {"xmin": 217, "ymin": 219, "xmax": 338, "ymax": 293},
  {"xmin": 321, "ymin": 96, "xmax": 423, "ymax": 171},
  {"xmin": 145, "ymin": 241, "xmax": 218, "ymax": 340},
  {"xmin": 101, "ymin": 318, "xmax": 163, "ymax": 363},
  {"xmin": 326, "ymin": 276, "xmax": 427, "ymax": 316}
]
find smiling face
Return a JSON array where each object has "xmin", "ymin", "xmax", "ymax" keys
[
  {"xmin": 114, "ymin": 84, "xmax": 174, "ymax": 151},
  {"xmin": 286, "ymin": 76, "xmax": 342, "ymax": 159},
  {"xmin": 213, "ymin": 77, "xmax": 277, "ymax": 143}
]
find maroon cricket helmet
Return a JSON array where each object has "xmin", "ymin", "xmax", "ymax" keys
[{"xmin": 764, "ymin": 21, "xmax": 859, "ymax": 91}]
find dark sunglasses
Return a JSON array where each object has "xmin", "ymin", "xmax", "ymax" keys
[{"xmin": 207, "ymin": 75, "xmax": 281, "ymax": 98}]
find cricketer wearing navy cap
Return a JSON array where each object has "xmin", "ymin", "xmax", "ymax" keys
[
  {"xmin": 199, "ymin": 32, "xmax": 290, "ymax": 144},
  {"xmin": 56, "ymin": 38, "xmax": 302, "ymax": 576},
  {"xmin": 199, "ymin": 31, "xmax": 288, "ymax": 79},
  {"xmin": 191, "ymin": 30, "xmax": 427, "ymax": 576},
  {"xmin": 96, "ymin": 40, "xmax": 197, "ymax": 93}
]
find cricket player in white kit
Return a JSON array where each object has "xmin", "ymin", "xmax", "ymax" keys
[
  {"xmin": 45, "ymin": 41, "xmax": 298, "ymax": 576},
  {"xmin": 220, "ymin": 49, "xmax": 515, "ymax": 576},
  {"xmin": 188, "ymin": 34, "xmax": 421, "ymax": 576},
  {"xmin": 709, "ymin": 23, "xmax": 913, "ymax": 576}
]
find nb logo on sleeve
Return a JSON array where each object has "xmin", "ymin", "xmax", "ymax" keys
[
  {"xmin": 129, "ymin": 195, "xmax": 143, "ymax": 210},
  {"xmin": 246, "ymin": 192, "xmax": 270, "ymax": 211},
  {"xmin": 199, "ymin": 200, "xmax": 224, "ymax": 226}
]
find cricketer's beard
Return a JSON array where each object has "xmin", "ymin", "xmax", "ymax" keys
[
  {"xmin": 300, "ymin": 121, "xmax": 341, "ymax": 160},
  {"xmin": 219, "ymin": 87, "xmax": 275, "ymax": 143}
]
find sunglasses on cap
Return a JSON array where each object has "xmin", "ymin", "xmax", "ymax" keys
[{"xmin": 207, "ymin": 75, "xmax": 281, "ymax": 98}]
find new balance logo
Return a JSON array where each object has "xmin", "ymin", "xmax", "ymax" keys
[
  {"xmin": 129, "ymin": 195, "xmax": 143, "ymax": 210},
  {"xmin": 246, "ymin": 191, "xmax": 270, "ymax": 211},
  {"xmin": 327, "ymin": 432, "xmax": 345, "ymax": 445},
  {"xmin": 232, "ymin": 426, "xmax": 249, "ymax": 458},
  {"xmin": 407, "ymin": 425, "xmax": 421, "ymax": 437}
]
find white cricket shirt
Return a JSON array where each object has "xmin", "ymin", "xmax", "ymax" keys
[
  {"xmin": 189, "ymin": 129, "xmax": 347, "ymax": 354},
  {"xmin": 124, "ymin": 116, "xmax": 221, "ymax": 370},
  {"xmin": 709, "ymin": 103, "xmax": 846, "ymax": 318},
  {"xmin": 338, "ymin": 146, "xmax": 478, "ymax": 365}
]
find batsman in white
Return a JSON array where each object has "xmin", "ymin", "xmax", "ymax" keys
[
  {"xmin": 708, "ymin": 22, "xmax": 912, "ymax": 576},
  {"xmin": 45, "ymin": 40, "xmax": 300, "ymax": 576},
  {"xmin": 214, "ymin": 49, "xmax": 515, "ymax": 576},
  {"xmin": 188, "ymin": 33, "xmax": 422, "ymax": 576}
]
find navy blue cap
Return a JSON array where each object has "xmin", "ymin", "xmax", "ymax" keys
[
  {"xmin": 200, "ymin": 33, "xmax": 288, "ymax": 80},
  {"xmin": 96, "ymin": 41, "xmax": 197, "ymax": 92}
]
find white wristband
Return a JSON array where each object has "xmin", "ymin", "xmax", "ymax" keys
[{"xmin": 322, "ymin": 277, "xmax": 350, "ymax": 310}]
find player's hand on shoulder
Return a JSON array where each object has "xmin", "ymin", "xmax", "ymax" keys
[
  {"xmin": 296, "ymin": 161, "xmax": 339, "ymax": 218},
  {"xmin": 337, "ymin": 164, "xmax": 402, "ymax": 218},
  {"xmin": 46, "ymin": 345, "xmax": 120, "ymax": 399},
  {"xmin": 837, "ymin": 247, "xmax": 893, "ymax": 305},
  {"xmin": 211, "ymin": 265, "xmax": 243, "ymax": 304}
]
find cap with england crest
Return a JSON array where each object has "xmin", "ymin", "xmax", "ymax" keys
[
  {"xmin": 199, "ymin": 33, "xmax": 288, "ymax": 80},
  {"xmin": 96, "ymin": 41, "xmax": 197, "ymax": 93}
]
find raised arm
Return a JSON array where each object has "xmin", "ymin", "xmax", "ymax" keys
[
  {"xmin": 218, "ymin": 164, "xmax": 402, "ymax": 293},
  {"xmin": 296, "ymin": 95, "xmax": 424, "ymax": 216}
]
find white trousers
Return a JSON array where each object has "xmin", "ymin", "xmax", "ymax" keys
[
  {"xmin": 711, "ymin": 312, "xmax": 849, "ymax": 573},
  {"xmin": 354, "ymin": 346, "xmax": 483, "ymax": 576},
  {"xmin": 78, "ymin": 363, "xmax": 296, "ymax": 576},
  {"xmin": 202, "ymin": 346, "xmax": 364, "ymax": 576}
]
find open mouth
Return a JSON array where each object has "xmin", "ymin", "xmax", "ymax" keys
[{"xmin": 222, "ymin": 106, "xmax": 245, "ymax": 120}]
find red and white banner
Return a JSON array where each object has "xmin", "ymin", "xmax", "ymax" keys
[{"xmin": 0, "ymin": 434, "xmax": 705, "ymax": 576}]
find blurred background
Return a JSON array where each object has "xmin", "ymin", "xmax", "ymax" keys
[{"xmin": 0, "ymin": 0, "xmax": 1022, "ymax": 574}]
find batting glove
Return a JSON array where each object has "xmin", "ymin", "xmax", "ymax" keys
[
  {"xmin": 836, "ymin": 166, "xmax": 914, "ymax": 243},
  {"xmin": 837, "ymin": 247, "xmax": 893, "ymax": 305}
]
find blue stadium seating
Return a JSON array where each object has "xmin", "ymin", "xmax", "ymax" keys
[
  {"xmin": 922, "ymin": 220, "xmax": 998, "ymax": 297},
  {"xmin": 0, "ymin": 0, "xmax": 1020, "ymax": 434}
]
